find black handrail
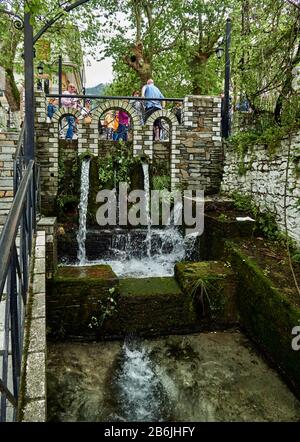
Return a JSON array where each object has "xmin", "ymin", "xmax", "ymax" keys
[
  {"xmin": 0, "ymin": 161, "xmax": 34, "ymax": 297},
  {"xmin": 0, "ymin": 148, "xmax": 37, "ymax": 421},
  {"xmin": 46, "ymin": 94, "xmax": 184, "ymax": 103}
]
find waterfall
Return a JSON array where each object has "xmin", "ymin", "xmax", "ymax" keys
[
  {"xmin": 77, "ymin": 157, "xmax": 91, "ymax": 265},
  {"xmin": 76, "ymin": 161, "xmax": 199, "ymax": 277},
  {"xmin": 114, "ymin": 338, "xmax": 169, "ymax": 421},
  {"xmin": 142, "ymin": 162, "xmax": 151, "ymax": 257}
]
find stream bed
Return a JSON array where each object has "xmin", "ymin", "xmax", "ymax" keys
[{"xmin": 47, "ymin": 331, "xmax": 300, "ymax": 422}]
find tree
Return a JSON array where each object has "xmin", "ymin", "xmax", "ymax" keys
[
  {"xmin": 175, "ymin": 0, "xmax": 232, "ymax": 95},
  {"xmin": 0, "ymin": 2, "xmax": 23, "ymax": 110},
  {"xmin": 78, "ymin": 0, "xmax": 233, "ymax": 95},
  {"xmin": 0, "ymin": 0, "xmax": 86, "ymax": 111},
  {"xmin": 230, "ymin": 0, "xmax": 300, "ymax": 125}
]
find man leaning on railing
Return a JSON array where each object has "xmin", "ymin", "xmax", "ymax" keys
[{"xmin": 61, "ymin": 83, "xmax": 79, "ymax": 140}]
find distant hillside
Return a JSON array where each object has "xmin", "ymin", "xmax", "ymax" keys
[{"xmin": 85, "ymin": 83, "xmax": 106, "ymax": 96}]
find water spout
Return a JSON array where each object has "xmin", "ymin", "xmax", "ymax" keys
[
  {"xmin": 142, "ymin": 162, "xmax": 151, "ymax": 257},
  {"xmin": 77, "ymin": 157, "xmax": 91, "ymax": 265}
]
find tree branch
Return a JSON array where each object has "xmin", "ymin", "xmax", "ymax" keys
[{"xmin": 286, "ymin": 0, "xmax": 300, "ymax": 11}]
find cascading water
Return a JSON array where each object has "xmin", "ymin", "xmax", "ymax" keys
[
  {"xmin": 142, "ymin": 162, "xmax": 151, "ymax": 257},
  {"xmin": 112, "ymin": 338, "xmax": 170, "ymax": 422},
  {"xmin": 76, "ymin": 157, "xmax": 91, "ymax": 265},
  {"xmin": 72, "ymin": 158, "xmax": 199, "ymax": 276}
]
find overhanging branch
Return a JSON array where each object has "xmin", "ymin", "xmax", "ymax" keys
[
  {"xmin": 33, "ymin": 0, "xmax": 92, "ymax": 44},
  {"xmin": 285, "ymin": 0, "xmax": 300, "ymax": 11}
]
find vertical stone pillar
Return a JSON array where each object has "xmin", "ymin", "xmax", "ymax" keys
[
  {"xmin": 37, "ymin": 217, "xmax": 57, "ymax": 278},
  {"xmin": 35, "ymin": 90, "xmax": 59, "ymax": 214},
  {"xmin": 0, "ymin": 131, "xmax": 18, "ymax": 230},
  {"xmin": 78, "ymin": 119, "xmax": 98, "ymax": 157},
  {"xmin": 173, "ymin": 95, "xmax": 222, "ymax": 193}
]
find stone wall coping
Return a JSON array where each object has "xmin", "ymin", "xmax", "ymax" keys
[{"xmin": 37, "ymin": 217, "xmax": 57, "ymax": 226}]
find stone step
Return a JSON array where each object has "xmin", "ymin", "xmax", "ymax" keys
[{"xmin": 47, "ymin": 269, "xmax": 199, "ymax": 340}]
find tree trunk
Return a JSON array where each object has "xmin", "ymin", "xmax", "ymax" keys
[
  {"xmin": 5, "ymin": 68, "xmax": 20, "ymax": 112},
  {"xmin": 124, "ymin": 41, "xmax": 152, "ymax": 87},
  {"xmin": 190, "ymin": 53, "xmax": 210, "ymax": 95}
]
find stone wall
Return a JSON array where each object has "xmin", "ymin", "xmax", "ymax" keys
[
  {"xmin": 221, "ymin": 132, "xmax": 300, "ymax": 245},
  {"xmin": 35, "ymin": 91, "xmax": 222, "ymax": 214},
  {"xmin": 0, "ymin": 131, "xmax": 17, "ymax": 230},
  {"xmin": 153, "ymin": 142, "xmax": 170, "ymax": 165},
  {"xmin": 172, "ymin": 96, "xmax": 222, "ymax": 192},
  {"xmin": 35, "ymin": 92, "xmax": 58, "ymax": 215}
]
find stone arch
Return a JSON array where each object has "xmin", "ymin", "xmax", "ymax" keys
[
  {"xmin": 92, "ymin": 100, "xmax": 143, "ymax": 156},
  {"xmin": 50, "ymin": 107, "xmax": 83, "ymax": 140},
  {"xmin": 143, "ymin": 109, "xmax": 179, "ymax": 161},
  {"xmin": 146, "ymin": 109, "xmax": 178, "ymax": 128},
  {"xmin": 51, "ymin": 107, "xmax": 82, "ymax": 123},
  {"xmin": 92, "ymin": 99, "xmax": 142, "ymax": 128}
]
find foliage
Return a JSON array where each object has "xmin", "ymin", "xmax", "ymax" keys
[
  {"xmin": 230, "ymin": 1, "xmax": 300, "ymax": 120},
  {"xmin": 98, "ymin": 142, "xmax": 141, "ymax": 188},
  {"xmin": 231, "ymin": 191, "xmax": 255, "ymax": 212},
  {"xmin": 231, "ymin": 191, "xmax": 282, "ymax": 241},
  {"xmin": 189, "ymin": 276, "xmax": 225, "ymax": 318},
  {"xmin": 229, "ymin": 125, "xmax": 293, "ymax": 159},
  {"xmin": 1, "ymin": 0, "xmax": 300, "ymax": 125},
  {"xmin": 218, "ymin": 213, "xmax": 229, "ymax": 222},
  {"xmin": 88, "ymin": 287, "xmax": 118, "ymax": 329},
  {"xmin": 152, "ymin": 175, "xmax": 171, "ymax": 191},
  {"xmin": 292, "ymin": 251, "xmax": 300, "ymax": 264}
]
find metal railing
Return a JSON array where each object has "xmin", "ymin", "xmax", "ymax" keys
[
  {"xmin": 48, "ymin": 94, "xmax": 183, "ymax": 142},
  {"xmin": 46, "ymin": 94, "xmax": 184, "ymax": 120},
  {"xmin": 0, "ymin": 130, "xmax": 38, "ymax": 422}
]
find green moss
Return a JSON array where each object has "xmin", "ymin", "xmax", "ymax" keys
[
  {"xmin": 175, "ymin": 262, "xmax": 237, "ymax": 323},
  {"xmin": 226, "ymin": 241, "xmax": 300, "ymax": 397},
  {"xmin": 119, "ymin": 277, "xmax": 182, "ymax": 297},
  {"xmin": 56, "ymin": 143, "xmax": 80, "ymax": 221},
  {"xmin": 87, "ymin": 156, "xmax": 100, "ymax": 226},
  {"xmin": 229, "ymin": 126, "xmax": 293, "ymax": 176},
  {"xmin": 55, "ymin": 265, "xmax": 117, "ymax": 280},
  {"xmin": 47, "ymin": 274, "xmax": 201, "ymax": 339}
]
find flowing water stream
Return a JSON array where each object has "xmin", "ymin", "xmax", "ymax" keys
[
  {"xmin": 76, "ymin": 161, "xmax": 198, "ymax": 277},
  {"xmin": 142, "ymin": 162, "xmax": 152, "ymax": 258},
  {"xmin": 76, "ymin": 157, "xmax": 91, "ymax": 265},
  {"xmin": 47, "ymin": 332, "xmax": 300, "ymax": 422}
]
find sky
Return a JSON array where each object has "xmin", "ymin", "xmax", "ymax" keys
[{"xmin": 84, "ymin": 57, "xmax": 114, "ymax": 87}]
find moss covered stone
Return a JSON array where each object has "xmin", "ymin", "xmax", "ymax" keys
[
  {"xmin": 175, "ymin": 261, "xmax": 238, "ymax": 326},
  {"xmin": 226, "ymin": 241, "xmax": 300, "ymax": 398},
  {"xmin": 47, "ymin": 265, "xmax": 119, "ymax": 340},
  {"xmin": 87, "ymin": 156, "xmax": 100, "ymax": 226},
  {"xmin": 55, "ymin": 265, "xmax": 116, "ymax": 280},
  {"xmin": 115, "ymin": 277, "xmax": 199, "ymax": 336},
  {"xmin": 47, "ymin": 274, "xmax": 202, "ymax": 340},
  {"xmin": 200, "ymin": 215, "xmax": 256, "ymax": 260}
]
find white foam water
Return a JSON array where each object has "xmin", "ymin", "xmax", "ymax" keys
[
  {"xmin": 76, "ymin": 158, "xmax": 91, "ymax": 265},
  {"xmin": 74, "ymin": 159, "xmax": 199, "ymax": 276},
  {"xmin": 113, "ymin": 339, "xmax": 168, "ymax": 421},
  {"xmin": 142, "ymin": 162, "xmax": 151, "ymax": 257}
]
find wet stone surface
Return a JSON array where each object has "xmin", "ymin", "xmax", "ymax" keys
[
  {"xmin": 47, "ymin": 331, "xmax": 300, "ymax": 422},
  {"xmin": 56, "ymin": 265, "xmax": 117, "ymax": 280}
]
